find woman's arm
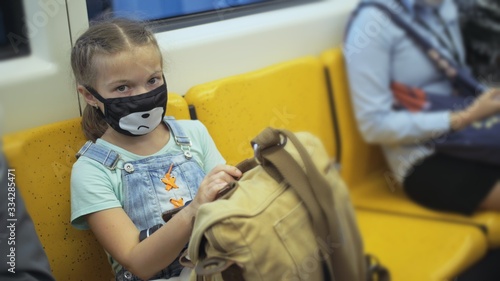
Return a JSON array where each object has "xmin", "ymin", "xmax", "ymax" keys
[{"xmin": 450, "ymin": 89, "xmax": 500, "ymax": 131}]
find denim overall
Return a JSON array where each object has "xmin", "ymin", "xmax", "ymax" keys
[{"xmin": 76, "ymin": 117, "xmax": 206, "ymax": 281}]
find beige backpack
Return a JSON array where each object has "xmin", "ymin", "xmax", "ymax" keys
[{"xmin": 184, "ymin": 128, "xmax": 388, "ymax": 281}]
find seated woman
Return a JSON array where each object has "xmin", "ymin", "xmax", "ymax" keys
[{"xmin": 344, "ymin": 0, "xmax": 500, "ymax": 215}]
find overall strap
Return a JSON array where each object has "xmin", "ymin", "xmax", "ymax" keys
[
  {"xmin": 345, "ymin": 1, "xmax": 486, "ymax": 96},
  {"xmin": 163, "ymin": 116, "xmax": 193, "ymax": 159},
  {"xmin": 75, "ymin": 140, "xmax": 121, "ymax": 170}
]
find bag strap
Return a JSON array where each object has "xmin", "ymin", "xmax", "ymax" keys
[
  {"xmin": 251, "ymin": 127, "xmax": 341, "ymax": 279},
  {"xmin": 366, "ymin": 254, "xmax": 391, "ymax": 281},
  {"xmin": 252, "ymin": 128, "xmax": 331, "ymax": 239},
  {"xmin": 345, "ymin": 1, "xmax": 486, "ymax": 96}
]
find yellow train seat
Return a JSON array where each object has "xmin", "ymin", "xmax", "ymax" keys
[
  {"xmin": 184, "ymin": 56, "xmax": 337, "ymax": 164},
  {"xmin": 357, "ymin": 210, "xmax": 485, "ymax": 281},
  {"xmin": 321, "ymin": 47, "xmax": 500, "ymax": 248},
  {"xmin": 1, "ymin": 93, "xmax": 190, "ymax": 280}
]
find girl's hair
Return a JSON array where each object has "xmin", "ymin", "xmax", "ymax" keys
[{"xmin": 71, "ymin": 17, "xmax": 162, "ymax": 141}]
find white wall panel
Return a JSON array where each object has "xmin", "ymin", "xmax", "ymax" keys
[
  {"xmin": 0, "ymin": 0, "xmax": 79, "ymax": 134},
  {"xmin": 0, "ymin": 0, "xmax": 357, "ymax": 134}
]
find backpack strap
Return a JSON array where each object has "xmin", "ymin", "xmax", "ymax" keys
[
  {"xmin": 345, "ymin": 1, "xmax": 486, "ymax": 96},
  {"xmin": 366, "ymin": 254, "xmax": 391, "ymax": 281},
  {"xmin": 251, "ymin": 128, "xmax": 339, "ymax": 280},
  {"xmin": 75, "ymin": 116, "xmax": 193, "ymax": 167}
]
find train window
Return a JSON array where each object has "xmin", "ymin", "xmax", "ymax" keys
[
  {"xmin": 0, "ymin": 1, "xmax": 30, "ymax": 60},
  {"xmin": 86, "ymin": 0, "xmax": 311, "ymax": 30}
]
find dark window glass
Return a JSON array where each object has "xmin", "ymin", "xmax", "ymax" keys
[{"xmin": 0, "ymin": 1, "xmax": 30, "ymax": 60}]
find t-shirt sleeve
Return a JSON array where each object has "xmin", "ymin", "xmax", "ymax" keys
[{"xmin": 70, "ymin": 158, "xmax": 122, "ymax": 230}]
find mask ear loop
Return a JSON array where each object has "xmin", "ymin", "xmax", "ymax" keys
[
  {"xmin": 84, "ymin": 86, "xmax": 108, "ymax": 103},
  {"xmin": 84, "ymin": 86, "xmax": 108, "ymax": 118}
]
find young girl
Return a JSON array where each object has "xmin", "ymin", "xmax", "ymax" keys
[{"xmin": 69, "ymin": 18, "xmax": 241, "ymax": 281}]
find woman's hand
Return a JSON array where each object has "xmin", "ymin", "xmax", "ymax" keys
[
  {"xmin": 450, "ymin": 89, "xmax": 500, "ymax": 131},
  {"xmin": 189, "ymin": 165, "xmax": 242, "ymax": 209}
]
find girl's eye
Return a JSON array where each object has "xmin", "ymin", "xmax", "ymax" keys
[
  {"xmin": 148, "ymin": 77, "xmax": 160, "ymax": 85},
  {"xmin": 116, "ymin": 85, "xmax": 128, "ymax": 92}
]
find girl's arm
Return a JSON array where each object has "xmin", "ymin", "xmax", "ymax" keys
[
  {"xmin": 86, "ymin": 205, "xmax": 192, "ymax": 280},
  {"xmin": 86, "ymin": 164, "xmax": 241, "ymax": 280}
]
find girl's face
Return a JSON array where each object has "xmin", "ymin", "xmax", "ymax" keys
[{"xmin": 92, "ymin": 44, "xmax": 163, "ymax": 100}]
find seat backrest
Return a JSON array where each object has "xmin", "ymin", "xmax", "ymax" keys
[
  {"xmin": 184, "ymin": 56, "xmax": 337, "ymax": 165},
  {"xmin": 167, "ymin": 93, "xmax": 191, "ymax": 120},
  {"xmin": 1, "ymin": 93, "xmax": 189, "ymax": 280},
  {"xmin": 320, "ymin": 47, "xmax": 388, "ymax": 189}
]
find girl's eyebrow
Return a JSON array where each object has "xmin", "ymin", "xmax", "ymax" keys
[
  {"xmin": 150, "ymin": 70, "xmax": 163, "ymax": 77},
  {"xmin": 106, "ymin": 79, "xmax": 130, "ymax": 87}
]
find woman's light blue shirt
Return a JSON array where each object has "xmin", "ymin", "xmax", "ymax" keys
[{"xmin": 344, "ymin": 0, "xmax": 466, "ymax": 182}]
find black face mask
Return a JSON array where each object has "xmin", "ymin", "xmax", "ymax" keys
[{"xmin": 85, "ymin": 79, "xmax": 168, "ymax": 137}]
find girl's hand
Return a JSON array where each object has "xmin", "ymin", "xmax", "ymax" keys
[
  {"xmin": 451, "ymin": 89, "xmax": 500, "ymax": 131},
  {"xmin": 190, "ymin": 164, "xmax": 242, "ymax": 209}
]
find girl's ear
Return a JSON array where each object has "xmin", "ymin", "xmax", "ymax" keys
[{"xmin": 77, "ymin": 85, "xmax": 98, "ymax": 106}]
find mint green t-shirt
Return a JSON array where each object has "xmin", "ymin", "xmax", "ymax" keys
[
  {"xmin": 70, "ymin": 120, "xmax": 225, "ymax": 276},
  {"xmin": 70, "ymin": 120, "xmax": 225, "ymax": 230}
]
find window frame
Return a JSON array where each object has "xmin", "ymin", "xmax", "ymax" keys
[
  {"xmin": 153, "ymin": 0, "xmax": 320, "ymax": 32},
  {"xmin": 86, "ymin": 0, "xmax": 321, "ymax": 32}
]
